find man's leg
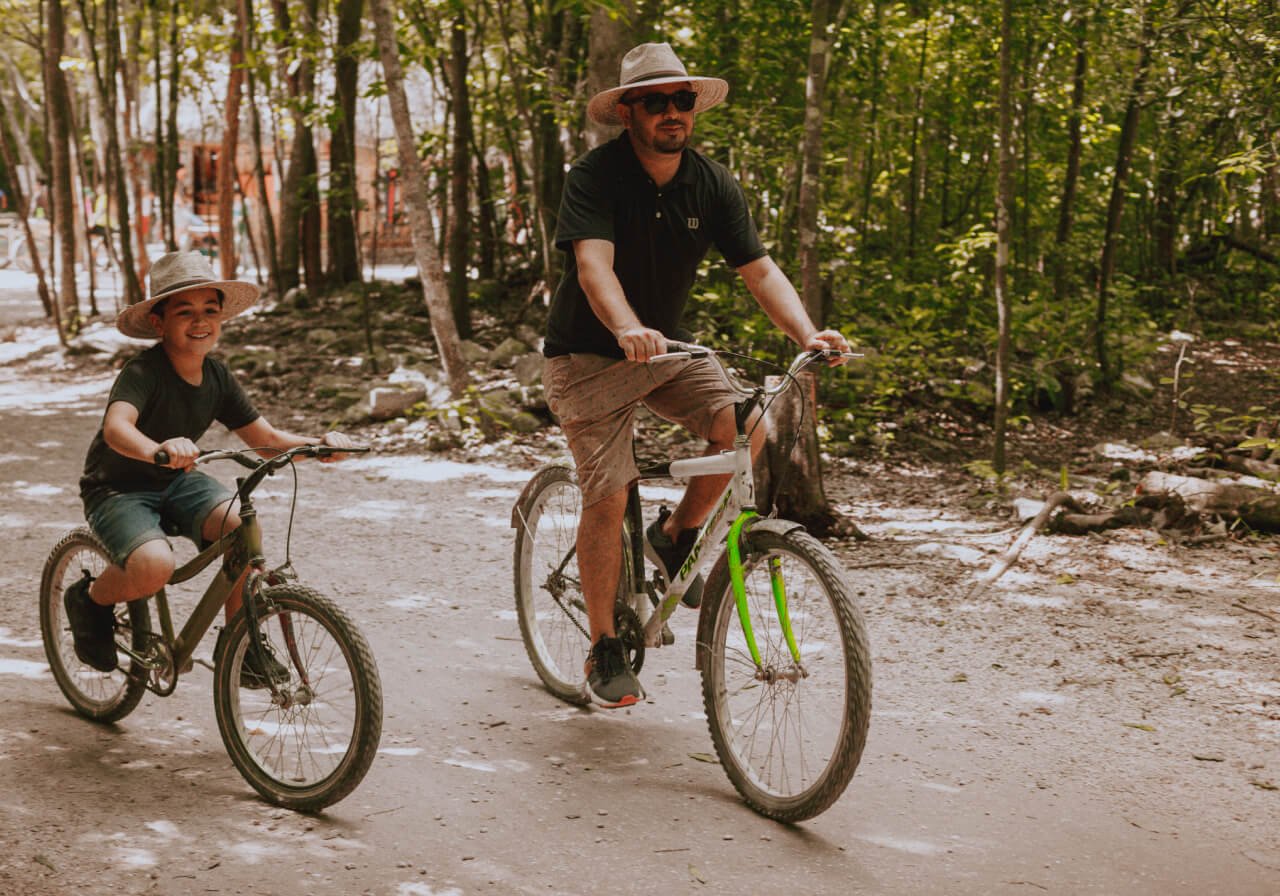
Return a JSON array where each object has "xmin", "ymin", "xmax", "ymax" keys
[
  {"xmin": 662, "ymin": 403, "xmax": 766, "ymax": 538},
  {"xmin": 577, "ymin": 487, "xmax": 629, "ymax": 643}
]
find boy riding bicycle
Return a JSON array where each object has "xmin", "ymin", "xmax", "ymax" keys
[
  {"xmin": 544, "ymin": 42, "xmax": 850, "ymax": 707},
  {"xmin": 65, "ymin": 251, "xmax": 353, "ymax": 685}
]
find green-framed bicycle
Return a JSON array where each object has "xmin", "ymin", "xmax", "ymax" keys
[
  {"xmin": 512, "ymin": 345, "xmax": 872, "ymax": 822},
  {"xmin": 39, "ymin": 444, "xmax": 383, "ymax": 812}
]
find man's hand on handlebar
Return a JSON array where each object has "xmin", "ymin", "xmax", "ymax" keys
[
  {"xmin": 154, "ymin": 437, "xmax": 199, "ymax": 471},
  {"xmin": 804, "ymin": 329, "xmax": 854, "ymax": 366},
  {"xmin": 616, "ymin": 325, "xmax": 668, "ymax": 363}
]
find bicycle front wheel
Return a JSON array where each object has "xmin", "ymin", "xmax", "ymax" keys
[
  {"xmin": 213, "ymin": 585, "xmax": 383, "ymax": 812},
  {"xmin": 39, "ymin": 528, "xmax": 151, "ymax": 723},
  {"xmin": 513, "ymin": 464, "xmax": 593, "ymax": 704},
  {"xmin": 700, "ymin": 527, "xmax": 872, "ymax": 822}
]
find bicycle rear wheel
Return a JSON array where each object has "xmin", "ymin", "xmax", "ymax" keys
[
  {"xmin": 513, "ymin": 464, "xmax": 593, "ymax": 704},
  {"xmin": 39, "ymin": 528, "xmax": 150, "ymax": 723},
  {"xmin": 213, "ymin": 584, "xmax": 383, "ymax": 811},
  {"xmin": 700, "ymin": 527, "xmax": 871, "ymax": 822}
]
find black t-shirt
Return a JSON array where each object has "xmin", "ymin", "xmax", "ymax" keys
[
  {"xmin": 79, "ymin": 344, "xmax": 260, "ymax": 504},
  {"xmin": 544, "ymin": 135, "xmax": 767, "ymax": 358}
]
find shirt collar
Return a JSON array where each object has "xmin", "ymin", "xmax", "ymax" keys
[{"xmin": 617, "ymin": 132, "xmax": 696, "ymax": 188}]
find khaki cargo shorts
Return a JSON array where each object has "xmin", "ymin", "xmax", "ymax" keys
[{"xmin": 544, "ymin": 353, "xmax": 739, "ymax": 507}]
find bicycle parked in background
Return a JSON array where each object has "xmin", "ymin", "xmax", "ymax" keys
[{"xmin": 512, "ymin": 344, "xmax": 872, "ymax": 822}]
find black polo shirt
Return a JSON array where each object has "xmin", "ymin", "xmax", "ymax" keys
[{"xmin": 544, "ymin": 134, "xmax": 766, "ymax": 358}]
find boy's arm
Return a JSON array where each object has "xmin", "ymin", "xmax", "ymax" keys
[
  {"xmin": 233, "ymin": 417, "xmax": 354, "ymax": 462},
  {"xmin": 103, "ymin": 400, "xmax": 200, "ymax": 470}
]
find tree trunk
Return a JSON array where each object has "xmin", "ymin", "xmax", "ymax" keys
[
  {"xmin": 584, "ymin": 2, "xmax": 652, "ymax": 149},
  {"xmin": 370, "ymin": 0, "xmax": 470, "ymax": 395},
  {"xmin": 165, "ymin": 3, "xmax": 180, "ymax": 251},
  {"xmin": 98, "ymin": 0, "xmax": 143, "ymax": 306},
  {"xmin": 327, "ymin": 0, "xmax": 363, "ymax": 286},
  {"xmin": 766, "ymin": 0, "xmax": 842, "ymax": 525},
  {"xmin": 1095, "ymin": 6, "xmax": 1156, "ymax": 387},
  {"xmin": 905, "ymin": 4, "xmax": 930, "ymax": 268},
  {"xmin": 993, "ymin": 0, "xmax": 1015, "ymax": 475},
  {"xmin": 121, "ymin": 4, "xmax": 149, "ymax": 282},
  {"xmin": 274, "ymin": 0, "xmax": 304, "ymax": 295},
  {"xmin": 446, "ymin": 15, "xmax": 472, "ymax": 337},
  {"xmin": 44, "ymin": 0, "xmax": 79, "ymax": 329},
  {"xmin": 243, "ymin": 0, "xmax": 280, "ymax": 294},
  {"xmin": 0, "ymin": 91, "xmax": 59, "ymax": 335},
  {"xmin": 1052, "ymin": 5, "xmax": 1087, "ymax": 305},
  {"xmin": 217, "ymin": 0, "xmax": 247, "ymax": 279}
]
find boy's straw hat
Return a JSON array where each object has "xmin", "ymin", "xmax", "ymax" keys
[
  {"xmin": 116, "ymin": 251, "xmax": 259, "ymax": 339},
  {"xmin": 586, "ymin": 42, "xmax": 728, "ymax": 127}
]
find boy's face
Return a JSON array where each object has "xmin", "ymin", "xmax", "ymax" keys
[{"xmin": 149, "ymin": 287, "xmax": 223, "ymax": 356}]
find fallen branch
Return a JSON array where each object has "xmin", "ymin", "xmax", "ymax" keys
[
  {"xmin": 1232, "ymin": 602, "xmax": 1280, "ymax": 625},
  {"xmin": 964, "ymin": 492, "xmax": 1076, "ymax": 599},
  {"xmin": 1140, "ymin": 471, "xmax": 1280, "ymax": 532}
]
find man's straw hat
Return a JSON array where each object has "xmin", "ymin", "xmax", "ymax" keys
[{"xmin": 587, "ymin": 42, "xmax": 728, "ymax": 127}]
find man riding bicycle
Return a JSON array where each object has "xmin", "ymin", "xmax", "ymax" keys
[{"xmin": 543, "ymin": 42, "xmax": 850, "ymax": 707}]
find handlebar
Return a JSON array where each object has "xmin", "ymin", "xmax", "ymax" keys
[
  {"xmin": 651, "ymin": 342, "xmax": 863, "ymax": 397},
  {"xmin": 153, "ymin": 444, "xmax": 371, "ymax": 468}
]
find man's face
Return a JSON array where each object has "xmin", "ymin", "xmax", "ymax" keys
[
  {"xmin": 619, "ymin": 82, "xmax": 696, "ymax": 156},
  {"xmin": 150, "ymin": 287, "xmax": 224, "ymax": 355}
]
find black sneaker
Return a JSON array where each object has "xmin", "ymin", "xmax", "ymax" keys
[
  {"xmin": 240, "ymin": 640, "xmax": 291, "ymax": 690},
  {"xmin": 62, "ymin": 573, "xmax": 118, "ymax": 672},
  {"xmin": 644, "ymin": 507, "xmax": 704, "ymax": 609},
  {"xmin": 584, "ymin": 636, "xmax": 644, "ymax": 708}
]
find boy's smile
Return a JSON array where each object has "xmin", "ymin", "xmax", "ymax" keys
[{"xmin": 150, "ymin": 287, "xmax": 224, "ymax": 364}]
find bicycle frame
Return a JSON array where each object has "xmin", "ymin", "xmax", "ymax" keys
[
  {"xmin": 114, "ymin": 485, "xmax": 264, "ymax": 692},
  {"xmin": 631, "ymin": 351, "xmax": 828, "ymax": 668}
]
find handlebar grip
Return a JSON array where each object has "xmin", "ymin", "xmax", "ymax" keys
[{"xmin": 153, "ymin": 449, "xmax": 169, "ymax": 466}]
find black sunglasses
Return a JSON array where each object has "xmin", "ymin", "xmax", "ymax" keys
[{"xmin": 622, "ymin": 89, "xmax": 698, "ymax": 116}]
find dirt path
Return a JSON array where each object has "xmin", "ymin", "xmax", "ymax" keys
[{"xmin": 0, "ymin": 332, "xmax": 1277, "ymax": 895}]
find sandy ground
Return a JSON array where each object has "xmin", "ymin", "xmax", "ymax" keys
[{"xmin": 0, "ymin": 274, "xmax": 1277, "ymax": 895}]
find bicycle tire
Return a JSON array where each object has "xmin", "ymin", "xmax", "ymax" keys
[
  {"xmin": 39, "ymin": 528, "xmax": 150, "ymax": 723},
  {"xmin": 513, "ymin": 464, "xmax": 593, "ymax": 704},
  {"xmin": 213, "ymin": 584, "xmax": 383, "ymax": 811},
  {"xmin": 700, "ymin": 526, "xmax": 871, "ymax": 822}
]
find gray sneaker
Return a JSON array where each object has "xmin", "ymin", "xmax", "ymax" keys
[
  {"xmin": 240, "ymin": 640, "xmax": 291, "ymax": 690},
  {"xmin": 584, "ymin": 636, "xmax": 644, "ymax": 708},
  {"xmin": 644, "ymin": 508, "xmax": 704, "ymax": 609}
]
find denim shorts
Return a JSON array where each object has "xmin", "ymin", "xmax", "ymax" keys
[{"xmin": 84, "ymin": 471, "xmax": 234, "ymax": 566}]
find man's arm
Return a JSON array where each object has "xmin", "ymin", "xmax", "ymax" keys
[
  {"xmin": 736, "ymin": 255, "xmax": 851, "ymax": 361},
  {"xmin": 574, "ymin": 238, "xmax": 667, "ymax": 362}
]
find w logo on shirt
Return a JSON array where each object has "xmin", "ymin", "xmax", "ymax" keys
[{"xmin": 687, "ymin": 217, "xmax": 700, "ymax": 230}]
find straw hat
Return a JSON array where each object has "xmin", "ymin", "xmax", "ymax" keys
[
  {"xmin": 116, "ymin": 251, "xmax": 259, "ymax": 339},
  {"xmin": 587, "ymin": 42, "xmax": 729, "ymax": 127}
]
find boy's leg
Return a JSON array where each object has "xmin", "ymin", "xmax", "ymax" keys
[
  {"xmin": 196, "ymin": 497, "xmax": 246, "ymax": 620},
  {"xmin": 71, "ymin": 492, "xmax": 171, "ymax": 670}
]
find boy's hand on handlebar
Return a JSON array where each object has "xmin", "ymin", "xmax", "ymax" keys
[
  {"xmin": 155, "ymin": 437, "xmax": 199, "ymax": 470},
  {"xmin": 804, "ymin": 329, "xmax": 853, "ymax": 366},
  {"xmin": 317, "ymin": 431, "xmax": 354, "ymax": 463},
  {"xmin": 617, "ymin": 325, "xmax": 668, "ymax": 363}
]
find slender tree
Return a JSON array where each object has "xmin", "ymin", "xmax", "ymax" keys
[
  {"xmin": 370, "ymin": 0, "xmax": 470, "ymax": 394},
  {"xmin": 217, "ymin": 0, "xmax": 247, "ymax": 279},
  {"xmin": 993, "ymin": 0, "xmax": 1015, "ymax": 475},
  {"xmin": 43, "ymin": 0, "xmax": 78, "ymax": 328},
  {"xmin": 328, "ymin": 0, "xmax": 363, "ymax": 285}
]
